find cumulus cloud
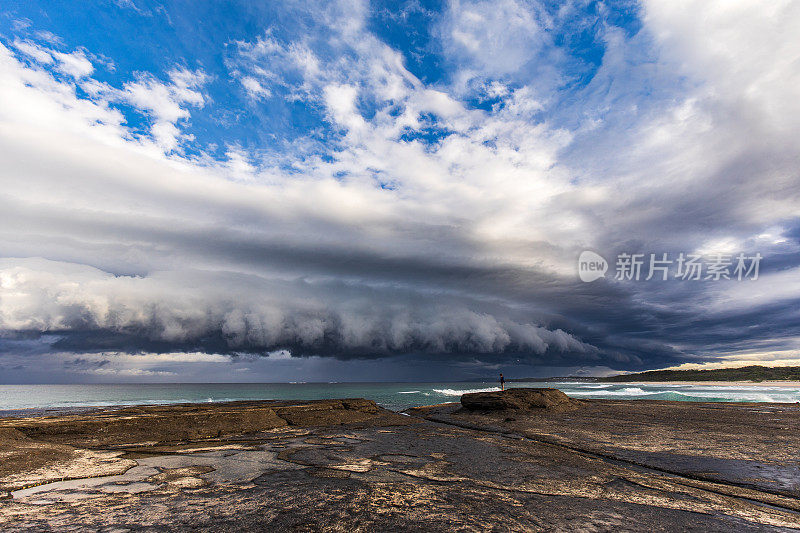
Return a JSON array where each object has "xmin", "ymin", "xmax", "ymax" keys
[
  {"xmin": 51, "ymin": 49, "xmax": 94, "ymax": 78},
  {"xmin": 440, "ymin": 0, "xmax": 549, "ymax": 75},
  {"xmin": 116, "ymin": 68, "xmax": 208, "ymax": 151},
  {"xmin": 12, "ymin": 38, "xmax": 94, "ymax": 77}
]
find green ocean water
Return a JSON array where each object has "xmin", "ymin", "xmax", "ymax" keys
[{"xmin": 2, "ymin": 381, "xmax": 799, "ymax": 416}]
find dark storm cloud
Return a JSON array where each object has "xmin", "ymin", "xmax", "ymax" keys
[
  {"xmin": 1, "ymin": 0, "xmax": 800, "ymax": 381},
  {"xmin": 1, "ymin": 259, "xmax": 595, "ymax": 360}
]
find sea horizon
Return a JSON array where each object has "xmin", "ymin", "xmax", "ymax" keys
[{"xmin": 3, "ymin": 380, "xmax": 800, "ymax": 418}]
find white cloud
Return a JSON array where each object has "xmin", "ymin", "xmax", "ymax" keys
[
  {"xmin": 240, "ymin": 76, "xmax": 271, "ymax": 100},
  {"xmin": 52, "ymin": 49, "xmax": 94, "ymax": 78},
  {"xmin": 442, "ymin": 0, "xmax": 548, "ymax": 75},
  {"xmin": 88, "ymin": 367, "xmax": 176, "ymax": 376},
  {"xmin": 12, "ymin": 39, "xmax": 53, "ymax": 64},
  {"xmin": 266, "ymin": 349, "xmax": 292, "ymax": 360},
  {"xmin": 119, "ymin": 68, "xmax": 207, "ymax": 151},
  {"xmin": 12, "ymin": 39, "xmax": 95, "ymax": 78},
  {"xmin": 0, "ymin": 43, "xmax": 128, "ymax": 144}
]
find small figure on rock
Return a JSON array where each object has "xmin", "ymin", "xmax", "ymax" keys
[{"xmin": 500, "ymin": 373, "xmax": 505, "ymax": 391}]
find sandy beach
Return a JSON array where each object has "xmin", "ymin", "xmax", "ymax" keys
[
  {"xmin": 1, "ymin": 391, "xmax": 799, "ymax": 531},
  {"xmin": 615, "ymin": 380, "xmax": 800, "ymax": 387}
]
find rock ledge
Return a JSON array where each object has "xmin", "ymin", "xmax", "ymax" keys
[{"xmin": 461, "ymin": 388, "xmax": 581, "ymax": 411}]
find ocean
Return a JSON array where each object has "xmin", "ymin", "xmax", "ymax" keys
[{"xmin": 2, "ymin": 381, "xmax": 800, "ymax": 417}]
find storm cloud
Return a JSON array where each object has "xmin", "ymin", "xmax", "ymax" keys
[{"xmin": 0, "ymin": 0, "xmax": 799, "ymax": 381}]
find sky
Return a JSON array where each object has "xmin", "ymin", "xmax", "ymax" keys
[{"xmin": 0, "ymin": 0, "xmax": 799, "ymax": 383}]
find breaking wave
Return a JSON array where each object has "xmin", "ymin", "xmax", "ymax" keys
[
  {"xmin": 563, "ymin": 387, "xmax": 799, "ymax": 403},
  {"xmin": 432, "ymin": 387, "xmax": 500, "ymax": 396},
  {"xmin": 567, "ymin": 387, "xmax": 653, "ymax": 396}
]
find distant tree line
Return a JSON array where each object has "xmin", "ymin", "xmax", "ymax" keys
[{"xmin": 601, "ymin": 365, "xmax": 800, "ymax": 382}]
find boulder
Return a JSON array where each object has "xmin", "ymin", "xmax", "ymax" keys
[{"xmin": 460, "ymin": 388, "xmax": 581, "ymax": 411}]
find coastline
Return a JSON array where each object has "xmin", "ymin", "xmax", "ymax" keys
[
  {"xmin": 609, "ymin": 380, "xmax": 800, "ymax": 387},
  {"xmin": 2, "ymin": 396, "xmax": 799, "ymax": 530},
  {"xmin": 3, "ymin": 380, "xmax": 800, "ymax": 417}
]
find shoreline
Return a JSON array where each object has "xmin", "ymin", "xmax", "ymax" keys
[
  {"xmin": 2, "ymin": 379, "xmax": 800, "ymax": 417},
  {"xmin": 604, "ymin": 380, "xmax": 800, "ymax": 387},
  {"xmin": 1, "ymin": 396, "xmax": 799, "ymax": 530}
]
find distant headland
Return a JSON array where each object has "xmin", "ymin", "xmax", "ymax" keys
[
  {"xmin": 599, "ymin": 365, "xmax": 800, "ymax": 383},
  {"xmin": 507, "ymin": 365, "xmax": 800, "ymax": 383}
]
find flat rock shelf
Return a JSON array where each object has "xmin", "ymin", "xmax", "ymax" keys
[{"xmin": 1, "ymin": 396, "xmax": 799, "ymax": 531}]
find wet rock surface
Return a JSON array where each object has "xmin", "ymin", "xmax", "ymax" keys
[
  {"xmin": 1, "ymin": 397, "xmax": 799, "ymax": 531},
  {"xmin": 417, "ymin": 398, "xmax": 800, "ymax": 499},
  {"xmin": 0, "ymin": 398, "xmax": 392, "ymax": 449}
]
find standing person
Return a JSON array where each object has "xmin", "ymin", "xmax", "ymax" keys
[{"xmin": 500, "ymin": 373, "xmax": 505, "ymax": 391}]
